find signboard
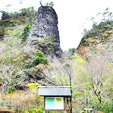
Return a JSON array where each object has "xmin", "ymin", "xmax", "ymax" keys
[{"xmin": 45, "ymin": 97, "xmax": 64, "ymax": 110}]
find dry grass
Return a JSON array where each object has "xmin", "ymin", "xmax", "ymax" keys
[{"xmin": 0, "ymin": 89, "xmax": 43, "ymax": 112}]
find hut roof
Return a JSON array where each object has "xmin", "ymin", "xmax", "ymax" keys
[{"xmin": 38, "ymin": 86, "xmax": 71, "ymax": 97}]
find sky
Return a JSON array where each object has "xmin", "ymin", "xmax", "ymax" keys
[{"xmin": 0, "ymin": 0, "xmax": 113, "ymax": 51}]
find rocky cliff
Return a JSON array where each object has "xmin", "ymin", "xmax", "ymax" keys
[
  {"xmin": 24, "ymin": 6, "xmax": 62, "ymax": 58},
  {"xmin": 77, "ymin": 21, "xmax": 113, "ymax": 60}
]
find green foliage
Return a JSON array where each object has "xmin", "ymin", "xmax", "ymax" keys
[
  {"xmin": 48, "ymin": 47, "xmax": 53, "ymax": 50},
  {"xmin": 23, "ymin": 105, "xmax": 44, "ymax": 113},
  {"xmin": 46, "ymin": 2, "xmax": 54, "ymax": 7},
  {"xmin": 0, "ymin": 37, "xmax": 29, "ymax": 70},
  {"xmin": 64, "ymin": 48, "xmax": 75, "ymax": 56},
  {"xmin": 35, "ymin": 105, "xmax": 43, "ymax": 113},
  {"xmin": 27, "ymin": 83, "xmax": 41, "ymax": 90},
  {"xmin": 0, "ymin": 11, "xmax": 8, "ymax": 15},
  {"xmin": 0, "ymin": 51, "xmax": 23, "ymax": 65},
  {"xmin": 39, "ymin": 35, "xmax": 55, "ymax": 44},
  {"xmin": 7, "ymin": 87, "xmax": 17, "ymax": 93},
  {"xmin": 25, "ymin": 83, "xmax": 43, "ymax": 113},
  {"xmin": 82, "ymin": 8, "xmax": 113, "ymax": 42},
  {"xmin": 91, "ymin": 96, "xmax": 113, "ymax": 112},
  {"xmin": 46, "ymin": 35, "xmax": 55, "ymax": 40},
  {"xmin": 19, "ymin": 7, "xmax": 36, "ymax": 17},
  {"xmin": 12, "ymin": 28, "xmax": 20, "ymax": 36},
  {"xmin": 0, "ymin": 10, "xmax": 9, "ymax": 20},
  {"xmin": 0, "ymin": 6, "xmax": 36, "ymax": 35},
  {"xmin": 73, "ymin": 54, "xmax": 84, "ymax": 64},
  {"xmin": 19, "ymin": 23, "xmax": 31, "ymax": 40},
  {"xmin": 46, "ymin": 41, "xmax": 53, "ymax": 45},
  {"xmin": 39, "ymin": 40, "xmax": 45, "ymax": 44},
  {"xmin": 27, "ymin": 17, "xmax": 33, "ymax": 25},
  {"xmin": 75, "ymin": 91, "xmax": 84, "ymax": 96},
  {"xmin": 0, "ymin": 7, "xmax": 36, "ymax": 20},
  {"xmin": 20, "ymin": 8, "xmax": 29, "ymax": 16},
  {"xmin": 28, "ymin": 50, "xmax": 48, "ymax": 68},
  {"xmin": 83, "ymin": 21, "xmax": 113, "ymax": 39},
  {"xmin": 102, "ymin": 101, "xmax": 112, "ymax": 113},
  {"xmin": 0, "ymin": 26, "xmax": 5, "ymax": 37}
]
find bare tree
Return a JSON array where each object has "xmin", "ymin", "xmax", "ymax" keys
[
  {"xmin": 83, "ymin": 56, "xmax": 113, "ymax": 111},
  {"xmin": 40, "ymin": 57, "xmax": 75, "ymax": 86}
]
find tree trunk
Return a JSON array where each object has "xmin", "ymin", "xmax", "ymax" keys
[
  {"xmin": 70, "ymin": 96, "xmax": 72, "ymax": 113},
  {"xmin": 99, "ymin": 96, "xmax": 102, "ymax": 111}
]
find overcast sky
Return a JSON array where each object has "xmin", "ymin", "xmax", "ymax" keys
[{"xmin": 0, "ymin": 0, "xmax": 113, "ymax": 51}]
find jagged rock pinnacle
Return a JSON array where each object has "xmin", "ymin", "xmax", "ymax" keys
[{"xmin": 24, "ymin": 6, "xmax": 62, "ymax": 58}]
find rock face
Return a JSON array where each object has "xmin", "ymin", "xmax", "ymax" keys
[
  {"xmin": 24, "ymin": 6, "xmax": 62, "ymax": 58},
  {"xmin": 77, "ymin": 21, "xmax": 113, "ymax": 60}
]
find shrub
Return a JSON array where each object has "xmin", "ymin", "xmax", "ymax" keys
[
  {"xmin": 39, "ymin": 35, "xmax": 55, "ymax": 44},
  {"xmin": 19, "ymin": 23, "xmax": 31, "ymax": 40},
  {"xmin": 102, "ymin": 101, "xmax": 112, "ymax": 113},
  {"xmin": 27, "ymin": 83, "xmax": 41, "ymax": 90},
  {"xmin": 28, "ymin": 50, "xmax": 48, "ymax": 68},
  {"xmin": 19, "ymin": 7, "xmax": 36, "ymax": 17},
  {"xmin": 0, "ymin": 26, "xmax": 5, "ymax": 37},
  {"xmin": 65, "ymin": 48, "xmax": 75, "ymax": 55},
  {"xmin": 0, "ymin": 11, "xmax": 10, "ymax": 20},
  {"xmin": 7, "ymin": 87, "xmax": 17, "ymax": 94},
  {"xmin": 13, "ymin": 28, "xmax": 20, "ymax": 36}
]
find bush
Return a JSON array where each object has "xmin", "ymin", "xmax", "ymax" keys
[
  {"xmin": 102, "ymin": 101, "xmax": 112, "ymax": 113},
  {"xmin": 28, "ymin": 50, "xmax": 48, "ymax": 68},
  {"xmin": 13, "ymin": 28, "xmax": 20, "ymax": 36},
  {"xmin": 0, "ymin": 11, "xmax": 10, "ymax": 20},
  {"xmin": 39, "ymin": 35, "xmax": 55, "ymax": 44},
  {"xmin": 27, "ymin": 83, "xmax": 41, "ymax": 90},
  {"xmin": 0, "ymin": 26, "xmax": 5, "ymax": 37},
  {"xmin": 7, "ymin": 87, "xmax": 17, "ymax": 93},
  {"xmin": 19, "ymin": 23, "xmax": 31, "ymax": 40},
  {"xmin": 19, "ymin": 7, "xmax": 36, "ymax": 17}
]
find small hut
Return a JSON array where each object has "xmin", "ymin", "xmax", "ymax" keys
[{"xmin": 38, "ymin": 86, "xmax": 72, "ymax": 113}]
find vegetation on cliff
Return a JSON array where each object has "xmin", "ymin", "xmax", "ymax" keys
[
  {"xmin": 78, "ymin": 8, "xmax": 113, "ymax": 58},
  {"xmin": 0, "ymin": 7, "xmax": 36, "ymax": 38}
]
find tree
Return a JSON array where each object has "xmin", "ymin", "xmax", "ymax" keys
[
  {"xmin": 80, "ymin": 56, "xmax": 113, "ymax": 111},
  {"xmin": 0, "ymin": 37, "xmax": 29, "ymax": 93},
  {"xmin": 64, "ymin": 48, "xmax": 76, "ymax": 57},
  {"xmin": 46, "ymin": 2, "xmax": 54, "ymax": 7},
  {"xmin": 40, "ymin": 0, "xmax": 43, "ymax": 6},
  {"xmin": 40, "ymin": 54, "xmax": 85, "ymax": 112},
  {"xmin": 0, "ymin": 11, "xmax": 10, "ymax": 20},
  {"xmin": 28, "ymin": 50, "xmax": 48, "ymax": 68},
  {"xmin": 0, "ymin": 65, "xmax": 27, "ymax": 93}
]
